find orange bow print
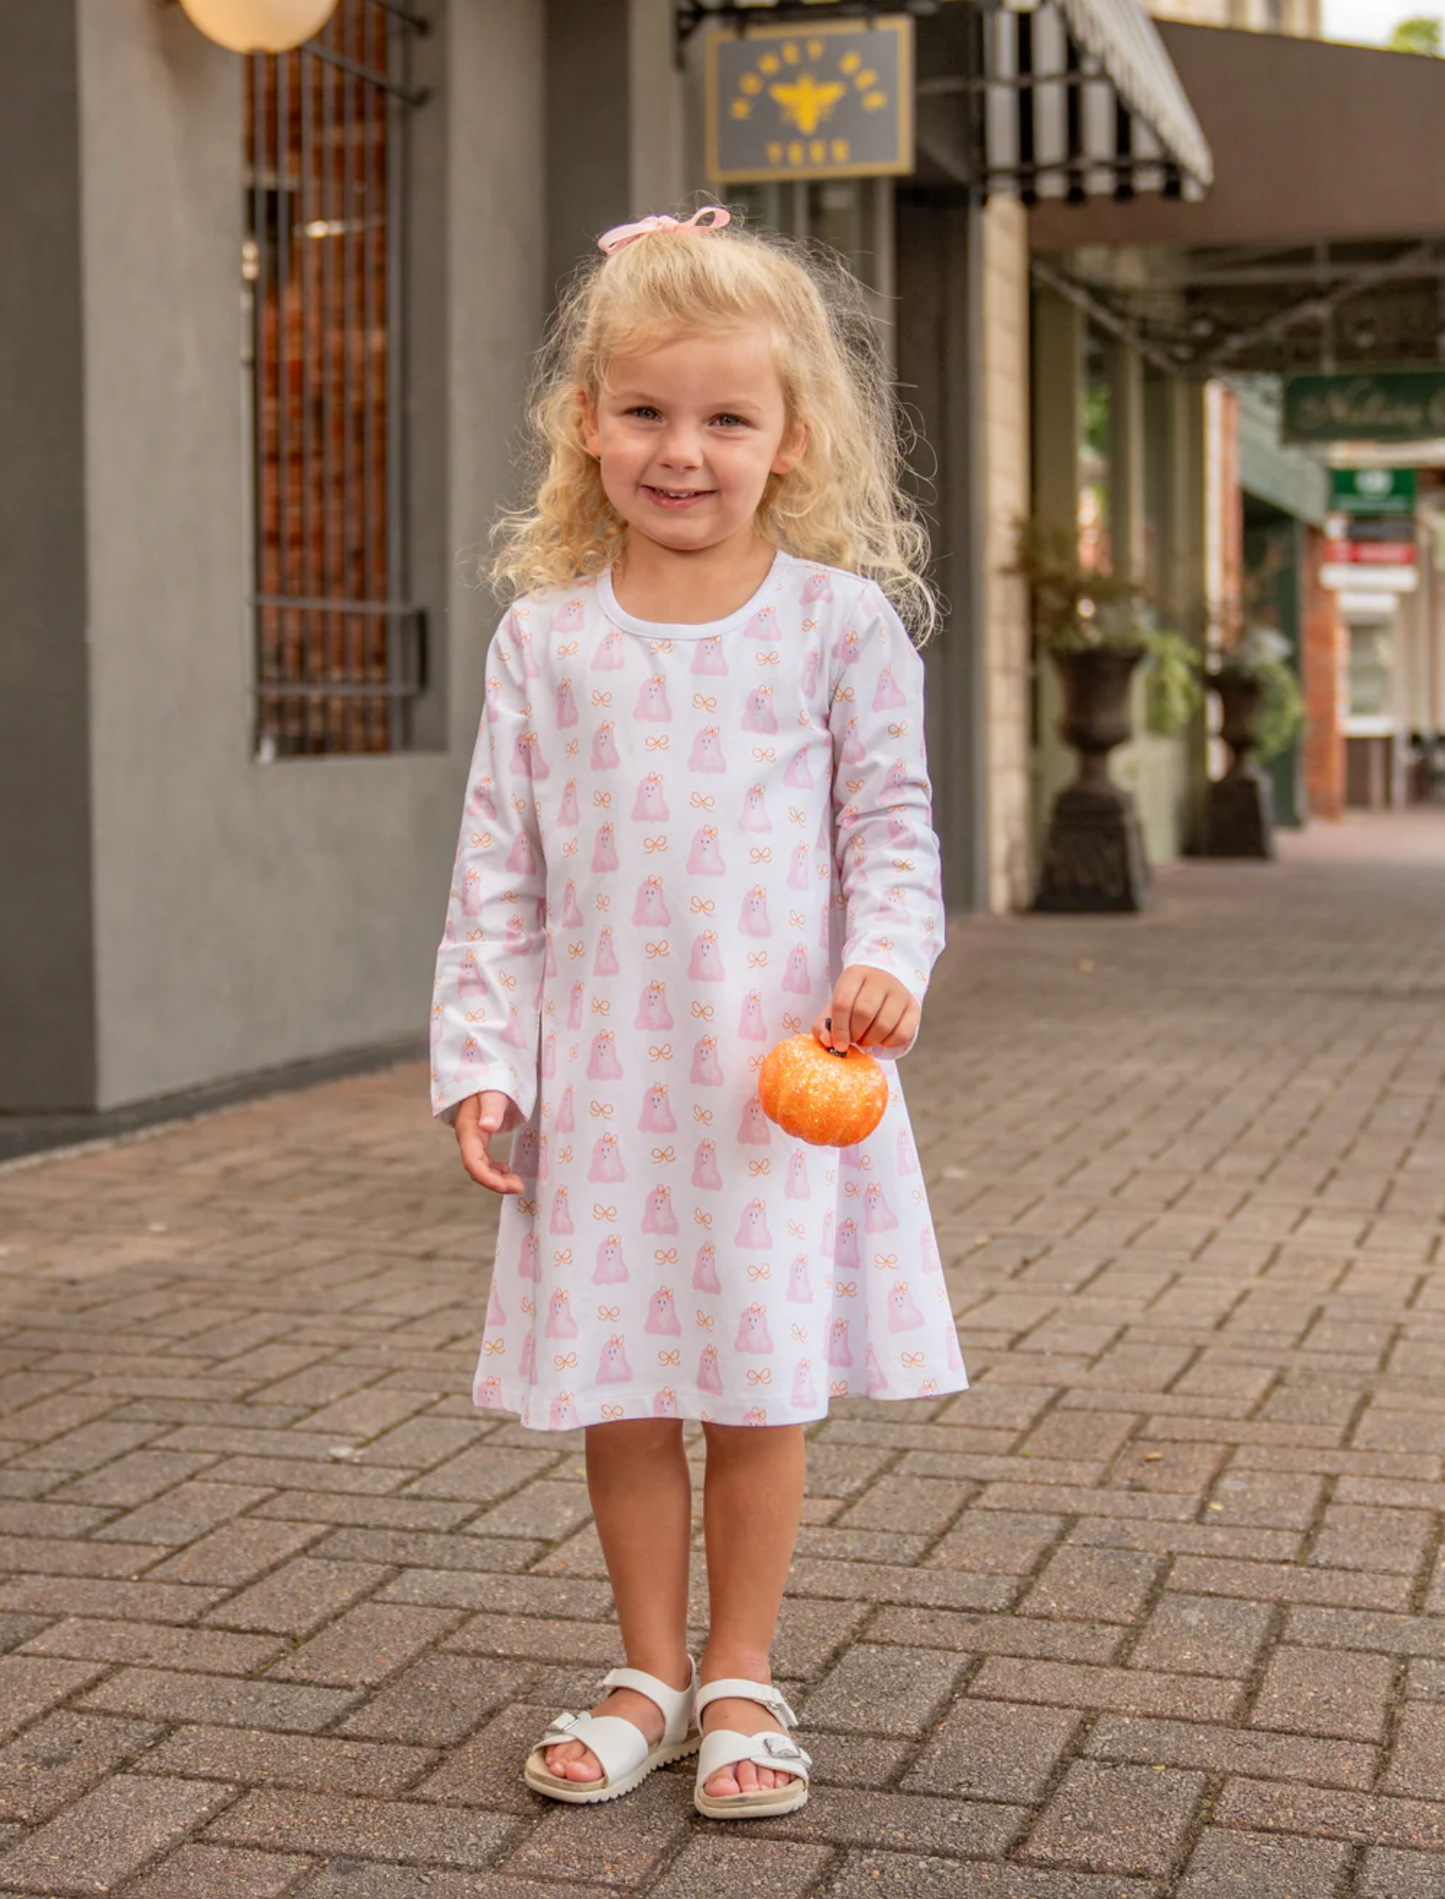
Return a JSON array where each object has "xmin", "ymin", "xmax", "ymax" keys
[
  {"xmin": 834, "ymin": 1280, "xmax": 858, "ymax": 1298},
  {"xmin": 553, "ymin": 1249, "xmax": 573, "ymax": 1266},
  {"xmin": 655, "ymin": 1248, "xmax": 679, "ymax": 1265},
  {"xmin": 645, "ymin": 941, "xmax": 669, "ymax": 959},
  {"xmin": 694, "ymin": 1207, "xmax": 714, "ymax": 1228},
  {"xmin": 788, "ymin": 1220, "xmax": 806, "ymax": 1238},
  {"xmin": 645, "ymin": 735, "xmax": 669, "ymax": 752},
  {"xmin": 553, "ymin": 1352, "xmax": 580, "ymax": 1370},
  {"xmin": 901, "ymin": 1352, "xmax": 925, "ymax": 1369},
  {"xmin": 590, "ymin": 689, "xmax": 612, "ymax": 707},
  {"xmin": 590, "ymin": 1000, "xmax": 611, "ymax": 1018},
  {"xmin": 643, "ymin": 836, "xmax": 668, "ymax": 853},
  {"xmin": 691, "ymin": 1001, "xmax": 715, "ymax": 1021},
  {"xmin": 755, "ymin": 650, "xmax": 780, "ymax": 666},
  {"xmin": 746, "ymin": 1368, "xmax": 772, "ymax": 1386},
  {"xmin": 747, "ymin": 951, "xmax": 768, "ymax": 968},
  {"xmin": 749, "ymin": 849, "xmax": 772, "ymax": 866},
  {"xmin": 649, "ymin": 1043, "xmax": 672, "ymax": 1061},
  {"xmin": 692, "ymin": 1105, "xmax": 714, "ymax": 1125},
  {"xmin": 592, "ymin": 1202, "xmax": 618, "ymax": 1221},
  {"xmin": 747, "ymin": 1159, "xmax": 771, "ymax": 1178},
  {"xmin": 593, "ymin": 789, "xmax": 611, "ymax": 808},
  {"xmin": 590, "ymin": 1100, "xmax": 614, "ymax": 1117},
  {"xmin": 597, "ymin": 1305, "xmax": 620, "ymax": 1322},
  {"xmin": 482, "ymin": 1339, "xmax": 506, "ymax": 1356},
  {"xmin": 782, "ymin": 1012, "xmax": 802, "ymax": 1034},
  {"xmin": 602, "ymin": 1404, "xmax": 625, "ymax": 1420},
  {"xmin": 888, "ymin": 721, "xmax": 910, "ymax": 738},
  {"xmin": 657, "ymin": 1350, "xmax": 681, "ymax": 1367},
  {"xmin": 689, "ymin": 896, "xmax": 716, "ymax": 917},
  {"xmin": 696, "ymin": 1310, "xmax": 715, "ymax": 1330},
  {"xmin": 747, "ymin": 1263, "xmax": 772, "ymax": 1281},
  {"xmin": 558, "ymin": 640, "xmax": 579, "ymax": 656},
  {"xmin": 874, "ymin": 1253, "xmax": 898, "ymax": 1271},
  {"xmin": 752, "ymin": 748, "xmax": 777, "ymax": 764},
  {"xmin": 791, "ymin": 1324, "xmax": 808, "ymax": 1343},
  {"xmin": 692, "ymin": 694, "xmax": 718, "ymax": 712},
  {"xmin": 568, "ymin": 941, "xmax": 586, "ymax": 959},
  {"xmin": 464, "ymin": 1009, "xmax": 486, "ymax": 1026},
  {"xmin": 690, "ymin": 791, "xmax": 717, "ymax": 811},
  {"xmin": 651, "ymin": 1146, "xmax": 676, "ymax": 1164}
]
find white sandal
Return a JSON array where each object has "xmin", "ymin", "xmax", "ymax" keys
[
  {"xmin": 693, "ymin": 1677, "xmax": 812, "ymax": 1819},
  {"xmin": 523, "ymin": 1660, "xmax": 700, "ymax": 1805}
]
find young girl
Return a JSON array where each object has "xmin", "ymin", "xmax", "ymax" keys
[{"xmin": 430, "ymin": 206, "xmax": 966, "ymax": 1819}]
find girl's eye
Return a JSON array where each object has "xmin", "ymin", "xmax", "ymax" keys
[
  {"xmin": 713, "ymin": 414, "xmax": 747, "ymax": 429},
  {"xmin": 627, "ymin": 406, "xmax": 660, "ymax": 421}
]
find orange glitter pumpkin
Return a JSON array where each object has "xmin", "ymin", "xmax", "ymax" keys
[{"xmin": 757, "ymin": 1034, "xmax": 889, "ymax": 1148}]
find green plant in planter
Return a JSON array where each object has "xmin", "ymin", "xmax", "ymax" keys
[{"xmin": 1212, "ymin": 625, "xmax": 1304, "ymax": 762}]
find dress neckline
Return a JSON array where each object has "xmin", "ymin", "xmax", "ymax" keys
[{"xmin": 597, "ymin": 550, "xmax": 788, "ymax": 641}]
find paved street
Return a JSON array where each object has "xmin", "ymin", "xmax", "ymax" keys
[{"xmin": 4, "ymin": 812, "xmax": 1445, "ymax": 1897}]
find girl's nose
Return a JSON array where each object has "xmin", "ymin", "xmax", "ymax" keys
[{"xmin": 657, "ymin": 428, "xmax": 703, "ymax": 469}]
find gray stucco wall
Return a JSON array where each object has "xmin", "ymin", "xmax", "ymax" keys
[
  {"xmin": 0, "ymin": 2, "xmax": 97, "ymax": 1112},
  {"xmin": 61, "ymin": 0, "xmax": 546, "ymax": 1112}
]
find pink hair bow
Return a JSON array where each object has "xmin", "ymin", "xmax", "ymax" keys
[{"xmin": 598, "ymin": 206, "xmax": 731, "ymax": 255}]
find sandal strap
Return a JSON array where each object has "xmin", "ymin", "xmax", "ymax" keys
[
  {"xmin": 693, "ymin": 1677, "xmax": 798, "ymax": 1727},
  {"xmin": 600, "ymin": 1661, "xmax": 697, "ymax": 1746},
  {"xmin": 697, "ymin": 1726, "xmax": 812, "ymax": 1787},
  {"xmin": 534, "ymin": 1709, "xmax": 652, "ymax": 1783}
]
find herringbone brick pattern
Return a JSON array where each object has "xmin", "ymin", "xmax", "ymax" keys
[{"xmin": 3, "ymin": 814, "xmax": 1445, "ymax": 1895}]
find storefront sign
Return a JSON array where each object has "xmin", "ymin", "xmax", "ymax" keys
[
  {"xmin": 1283, "ymin": 374, "xmax": 1445, "ymax": 444},
  {"xmin": 1322, "ymin": 562, "xmax": 1418, "ymax": 593},
  {"xmin": 1329, "ymin": 467, "xmax": 1417, "ymax": 515},
  {"xmin": 1322, "ymin": 539, "xmax": 1417, "ymax": 567},
  {"xmin": 706, "ymin": 18, "xmax": 914, "ymax": 183}
]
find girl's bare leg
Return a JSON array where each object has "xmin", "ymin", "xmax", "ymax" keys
[
  {"xmin": 698, "ymin": 1420, "xmax": 807, "ymax": 1797},
  {"xmin": 543, "ymin": 1418, "xmax": 693, "ymax": 1781}
]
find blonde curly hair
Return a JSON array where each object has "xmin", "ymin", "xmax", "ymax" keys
[{"xmin": 490, "ymin": 211, "xmax": 937, "ymax": 641}]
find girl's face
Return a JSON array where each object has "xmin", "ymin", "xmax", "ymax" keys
[{"xmin": 581, "ymin": 326, "xmax": 805, "ymax": 557}]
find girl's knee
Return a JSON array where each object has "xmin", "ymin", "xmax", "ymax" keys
[{"xmin": 702, "ymin": 1420, "xmax": 805, "ymax": 1455}]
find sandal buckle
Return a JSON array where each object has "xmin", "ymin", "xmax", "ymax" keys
[{"xmin": 762, "ymin": 1733, "xmax": 802, "ymax": 1761}]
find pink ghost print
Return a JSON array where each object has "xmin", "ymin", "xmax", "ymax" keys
[
  {"xmin": 512, "ymin": 1127, "xmax": 539, "ymax": 1178},
  {"xmin": 453, "ymin": 1035, "xmax": 483, "ymax": 1083},
  {"xmin": 557, "ymin": 1084, "xmax": 576, "ymax": 1132},
  {"xmin": 542, "ymin": 1031, "xmax": 557, "ymax": 1078},
  {"xmin": 872, "ymin": 666, "xmax": 908, "ymax": 712},
  {"xmin": 653, "ymin": 1388, "xmax": 681, "ymax": 1419},
  {"xmin": 737, "ymin": 1098, "xmax": 772, "ymax": 1146},
  {"xmin": 833, "ymin": 1218, "xmax": 861, "ymax": 1267},
  {"xmin": 739, "ymin": 886, "xmax": 771, "ymax": 938},
  {"xmin": 597, "ymin": 1335, "xmax": 633, "ymax": 1383},
  {"xmin": 688, "ymin": 726, "xmax": 726, "ymax": 773},
  {"xmin": 688, "ymin": 932, "xmax": 726, "ymax": 982},
  {"xmin": 460, "ymin": 868, "xmax": 485, "ymax": 918},
  {"xmin": 920, "ymin": 1226, "xmax": 942, "ymax": 1276},
  {"xmin": 552, "ymin": 598, "xmax": 586, "ymax": 634},
  {"xmin": 558, "ymin": 780, "xmax": 580, "ymax": 826},
  {"xmin": 549, "ymin": 1393, "xmax": 581, "ymax": 1430},
  {"xmin": 879, "ymin": 885, "xmax": 909, "ymax": 920},
  {"xmin": 633, "ymin": 876, "xmax": 671, "ymax": 927},
  {"xmin": 587, "ymin": 1031, "xmax": 622, "ymax": 1081},
  {"xmin": 840, "ymin": 717, "xmax": 867, "ymax": 765},
  {"xmin": 698, "ymin": 1344, "xmax": 724, "ymax": 1395},
  {"xmin": 783, "ymin": 745, "xmax": 814, "ymax": 789},
  {"xmin": 801, "ymin": 646, "xmax": 821, "ymax": 696},
  {"xmin": 897, "ymin": 1128, "xmax": 919, "ymax": 1175},
  {"xmin": 787, "ymin": 843, "xmax": 811, "ymax": 891},
  {"xmin": 820, "ymin": 1211, "xmax": 835, "ymax": 1258},
  {"xmin": 594, "ymin": 929, "xmax": 621, "ymax": 977},
  {"xmin": 692, "ymin": 635, "xmax": 729, "ymax": 677},
  {"xmin": 639, "ymin": 1083, "xmax": 676, "ymax": 1133},
  {"xmin": 791, "ymin": 1359, "xmax": 817, "ymax": 1409},
  {"xmin": 740, "ymin": 784, "xmax": 771, "ymax": 833},
  {"xmin": 816, "ymin": 806, "xmax": 832, "ymax": 852},
  {"xmin": 562, "ymin": 881, "xmax": 585, "ymax": 928},
  {"xmin": 632, "ymin": 773, "xmax": 669, "ymax": 822},
  {"xmin": 887, "ymin": 809, "xmax": 918, "ymax": 850},
  {"xmin": 545, "ymin": 1290, "xmax": 579, "ymax": 1339},
  {"xmin": 588, "ymin": 1134, "xmax": 627, "ymax": 1183},
  {"xmin": 502, "ymin": 1005, "xmax": 529, "ymax": 1049},
  {"xmin": 517, "ymin": 1233, "xmax": 542, "ymax": 1281},
  {"xmin": 826, "ymin": 1317, "xmax": 853, "ymax": 1368},
  {"xmin": 782, "ymin": 945, "xmax": 811, "ymax": 995},
  {"xmin": 888, "ymin": 1280, "xmax": 926, "ymax": 1332},
  {"xmin": 592, "ymin": 823, "xmax": 620, "ymax": 872},
  {"xmin": 474, "ymin": 1374, "xmax": 504, "ymax": 1411},
  {"xmin": 693, "ymin": 1242, "xmax": 721, "ymax": 1293},
  {"xmin": 802, "ymin": 570, "xmax": 834, "ymax": 606},
  {"xmin": 741, "ymin": 686, "xmax": 777, "ymax": 734},
  {"xmin": 832, "ymin": 626, "xmax": 860, "ymax": 665},
  {"xmin": 518, "ymin": 1331, "xmax": 537, "ymax": 1382},
  {"xmin": 947, "ymin": 1326, "xmax": 965, "ymax": 1372},
  {"xmin": 686, "ymin": 826, "xmax": 726, "ymax": 876},
  {"xmin": 741, "ymin": 606, "xmax": 778, "ymax": 641},
  {"xmin": 635, "ymin": 674, "xmax": 672, "ymax": 722},
  {"xmin": 786, "ymin": 1252, "xmax": 812, "ymax": 1302},
  {"xmin": 693, "ymin": 1140, "xmax": 723, "ymax": 1190},
  {"xmin": 549, "ymin": 1189, "xmax": 574, "ymax": 1236},
  {"xmin": 485, "ymin": 1280, "xmax": 505, "ymax": 1328},
  {"xmin": 544, "ymin": 937, "xmax": 559, "ymax": 982},
  {"xmin": 637, "ymin": 981, "xmax": 673, "ymax": 1031},
  {"xmin": 884, "ymin": 758, "xmax": 910, "ymax": 798},
  {"xmin": 567, "ymin": 984, "xmax": 584, "ymax": 1031},
  {"xmin": 641, "ymin": 1185, "xmax": 679, "ymax": 1235},
  {"xmin": 866, "ymin": 1344, "xmax": 889, "ymax": 1395},
  {"xmin": 840, "ymin": 1142, "xmax": 865, "ymax": 1173},
  {"xmin": 785, "ymin": 1151, "xmax": 811, "ymax": 1201},
  {"xmin": 738, "ymin": 990, "xmax": 768, "ymax": 1041},
  {"xmin": 466, "ymin": 777, "xmax": 496, "ymax": 820},
  {"xmin": 735, "ymin": 1302, "xmax": 774, "ymax": 1354},
  {"xmin": 644, "ymin": 1286, "xmax": 682, "ymax": 1336},
  {"xmin": 457, "ymin": 952, "xmax": 485, "ymax": 999},
  {"xmin": 504, "ymin": 915, "xmax": 529, "ymax": 958},
  {"xmin": 594, "ymin": 1234, "xmax": 628, "ymax": 1285},
  {"xmin": 864, "ymin": 1182, "xmax": 900, "ymax": 1233},
  {"xmin": 735, "ymin": 1198, "xmax": 772, "ymax": 1247},
  {"xmin": 591, "ymin": 626, "xmax": 626, "ymax": 670},
  {"xmin": 591, "ymin": 722, "xmax": 621, "ymax": 770},
  {"xmin": 556, "ymin": 679, "xmax": 580, "ymax": 727},
  {"xmin": 690, "ymin": 1036, "xmax": 724, "ymax": 1086},
  {"xmin": 537, "ymin": 1133, "xmax": 551, "ymax": 1181},
  {"xmin": 518, "ymin": 732, "xmax": 549, "ymax": 779},
  {"xmin": 743, "ymin": 1407, "xmax": 768, "ymax": 1426}
]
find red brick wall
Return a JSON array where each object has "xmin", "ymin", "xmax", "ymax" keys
[{"xmin": 1301, "ymin": 527, "xmax": 1344, "ymax": 819}]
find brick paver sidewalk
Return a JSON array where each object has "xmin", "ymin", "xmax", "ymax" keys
[{"xmin": 4, "ymin": 814, "xmax": 1445, "ymax": 1897}]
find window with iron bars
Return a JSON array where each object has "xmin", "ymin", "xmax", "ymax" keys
[{"xmin": 243, "ymin": 0, "xmax": 427, "ymax": 758}]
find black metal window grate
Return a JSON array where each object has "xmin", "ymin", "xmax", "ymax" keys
[{"xmin": 243, "ymin": 0, "xmax": 427, "ymax": 759}]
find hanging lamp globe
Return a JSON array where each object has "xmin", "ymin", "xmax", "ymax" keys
[{"xmin": 177, "ymin": 0, "xmax": 339, "ymax": 53}]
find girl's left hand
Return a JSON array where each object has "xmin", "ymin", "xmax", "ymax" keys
[{"xmin": 813, "ymin": 964, "xmax": 920, "ymax": 1054}]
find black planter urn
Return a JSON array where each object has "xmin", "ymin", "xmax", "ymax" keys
[
  {"xmin": 1202, "ymin": 669, "xmax": 1274, "ymax": 859},
  {"xmin": 1035, "ymin": 645, "xmax": 1151, "ymax": 914}
]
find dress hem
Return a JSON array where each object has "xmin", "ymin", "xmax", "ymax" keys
[{"xmin": 473, "ymin": 1371, "xmax": 970, "ymax": 1432}]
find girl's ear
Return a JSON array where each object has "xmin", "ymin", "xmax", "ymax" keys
[
  {"xmin": 772, "ymin": 418, "xmax": 810, "ymax": 477},
  {"xmin": 578, "ymin": 387, "xmax": 602, "ymax": 459}
]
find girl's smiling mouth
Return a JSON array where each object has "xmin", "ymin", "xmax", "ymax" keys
[{"xmin": 644, "ymin": 485, "xmax": 715, "ymax": 508}]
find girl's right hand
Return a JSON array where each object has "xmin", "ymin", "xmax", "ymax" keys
[{"xmin": 453, "ymin": 1091, "xmax": 525, "ymax": 1194}]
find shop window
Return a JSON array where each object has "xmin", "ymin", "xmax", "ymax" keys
[{"xmin": 1347, "ymin": 620, "xmax": 1394, "ymax": 723}]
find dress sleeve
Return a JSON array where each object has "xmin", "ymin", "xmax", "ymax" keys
[
  {"xmin": 429, "ymin": 610, "xmax": 548, "ymax": 1125},
  {"xmin": 828, "ymin": 583, "xmax": 946, "ymax": 1014}
]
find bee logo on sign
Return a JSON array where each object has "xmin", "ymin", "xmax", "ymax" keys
[{"xmin": 706, "ymin": 19, "xmax": 914, "ymax": 184}]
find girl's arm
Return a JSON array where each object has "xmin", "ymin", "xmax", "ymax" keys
[
  {"xmin": 430, "ymin": 610, "xmax": 548, "ymax": 1126},
  {"xmin": 825, "ymin": 584, "xmax": 946, "ymax": 1053}
]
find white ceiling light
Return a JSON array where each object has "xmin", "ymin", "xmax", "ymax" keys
[{"xmin": 177, "ymin": 0, "xmax": 339, "ymax": 53}]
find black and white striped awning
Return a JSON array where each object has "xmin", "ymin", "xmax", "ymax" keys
[{"xmin": 983, "ymin": 0, "xmax": 1212, "ymax": 204}]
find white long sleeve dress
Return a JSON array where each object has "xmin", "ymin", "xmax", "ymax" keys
[{"xmin": 430, "ymin": 550, "xmax": 967, "ymax": 1430}]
